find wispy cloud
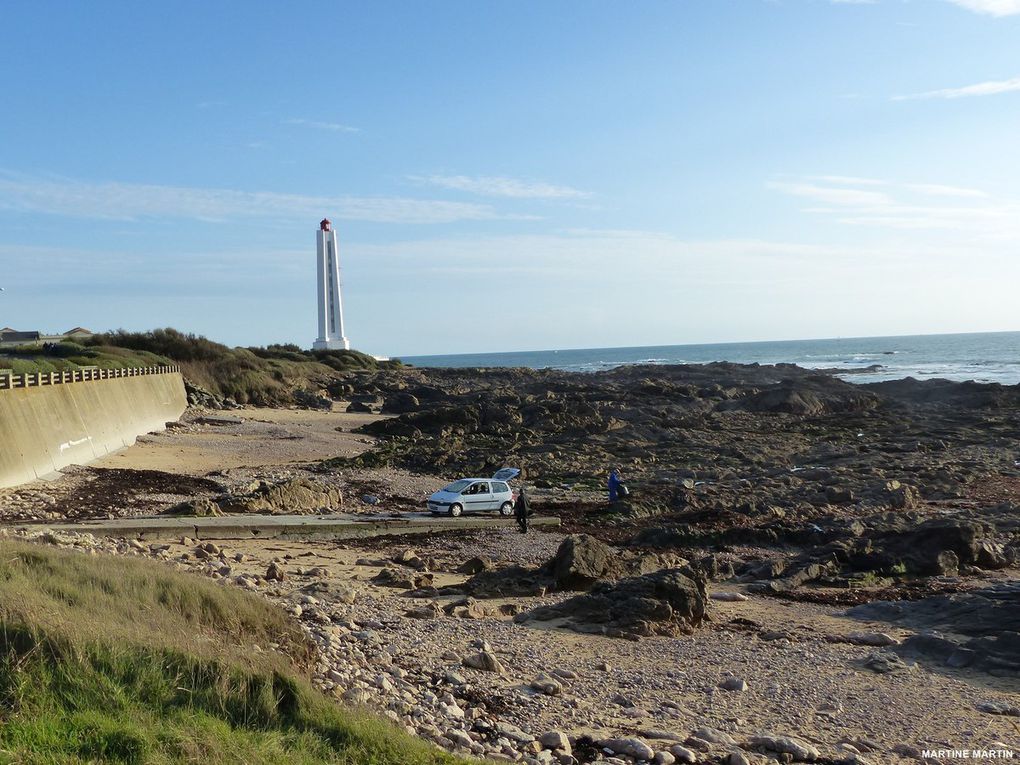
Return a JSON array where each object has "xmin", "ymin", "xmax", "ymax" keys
[
  {"xmin": 408, "ymin": 174, "xmax": 591, "ymax": 199},
  {"xmin": 768, "ymin": 182, "xmax": 893, "ymax": 207},
  {"xmin": 804, "ymin": 175, "xmax": 988, "ymax": 198},
  {"xmin": 771, "ymin": 175, "xmax": 1019, "ymax": 239},
  {"xmin": 946, "ymin": 0, "xmax": 1020, "ymax": 16},
  {"xmin": 283, "ymin": 118, "xmax": 360, "ymax": 133},
  {"xmin": 0, "ymin": 171, "xmax": 509, "ymax": 225},
  {"xmin": 893, "ymin": 76, "xmax": 1020, "ymax": 100}
]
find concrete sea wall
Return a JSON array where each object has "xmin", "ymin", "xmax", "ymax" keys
[{"xmin": 0, "ymin": 366, "xmax": 187, "ymax": 489}]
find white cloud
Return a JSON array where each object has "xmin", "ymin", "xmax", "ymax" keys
[
  {"xmin": 771, "ymin": 175, "xmax": 1020, "ymax": 239},
  {"xmin": 283, "ymin": 118, "xmax": 360, "ymax": 133},
  {"xmin": 902, "ymin": 183, "xmax": 988, "ymax": 198},
  {"xmin": 946, "ymin": 0, "xmax": 1020, "ymax": 16},
  {"xmin": 893, "ymin": 76, "xmax": 1020, "ymax": 100},
  {"xmin": 767, "ymin": 182, "xmax": 893, "ymax": 207},
  {"xmin": 0, "ymin": 171, "xmax": 509, "ymax": 225},
  {"xmin": 408, "ymin": 174, "xmax": 591, "ymax": 199}
]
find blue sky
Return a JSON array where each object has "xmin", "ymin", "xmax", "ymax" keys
[{"xmin": 1, "ymin": 1, "xmax": 1018, "ymax": 356}]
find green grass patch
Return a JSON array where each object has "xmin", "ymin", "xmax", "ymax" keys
[{"xmin": 0, "ymin": 541, "xmax": 464, "ymax": 765}]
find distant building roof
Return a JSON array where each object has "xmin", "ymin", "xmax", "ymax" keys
[
  {"xmin": 63, "ymin": 327, "xmax": 93, "ymax": 335},
  {"xmin": 0, "ymin": 327, "xmax": 16, "ymax": 333},
  {"xmin": 0, "ymin": 330, "xmax": 41, "ymax": 343}
]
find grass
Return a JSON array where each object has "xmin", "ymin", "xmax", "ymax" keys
[
  {"xmin": 0, "ymin": 328, "xmax": 402, "ymax": 406},
  {"xmin": 0, "ymin": 540, "xmax": 464, "ymax": 765},
  {"xmin": 0, "ymin": 343, "xmax": 168, "ymax": 375}
]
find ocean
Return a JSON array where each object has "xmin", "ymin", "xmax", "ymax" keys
[{"xmin": 401, "ymin": 331, "xmax": 1020, "ymax": 385}]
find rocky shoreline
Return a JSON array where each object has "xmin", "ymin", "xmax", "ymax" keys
[{"xmin": 2, "ymin": 361, "xmax": 1019, "ymax": 763}]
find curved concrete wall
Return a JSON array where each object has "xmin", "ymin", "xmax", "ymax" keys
[{"xmin": 0, "ymin": 369, "xmax": 187, "ymax": 488}]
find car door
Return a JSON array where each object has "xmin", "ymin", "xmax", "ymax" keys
[
  {"xmin": 463, "ymin": 485, "xmax": 489, "ymax": 516},
  {"xmin": 467, "ymin": 481, "xmax": 494, "ymax": 511}
]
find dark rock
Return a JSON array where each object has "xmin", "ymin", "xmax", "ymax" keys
[
  {"xmin": 456, "ymin": 556, "xmax": 493, "ymax": 575},
  {"xmin": 516, "ymin": 567, "xmax": 709, "ymax": 639},
  {"xmin": 294, "ymin": 389, "xmax": 333, "ymax": 410},
  {"xmin": 164, "ymin": 498, "xmax": 224, "ymax": 517},
  {"xmin": 848, "ymin": 582, "xmax": 1020, "ymax": 675},
  {"xmin": 373, "ymin": 568, "xmax": 434, "ymax": 590},
  {"xmin": 540, "ymin": 534, "xmax": 626, "ymax": 590},
  {"xmin": 218, "ymin": 478, "xmax": 343, "ymax": 515},
  {"xmin": 382, "ymin": 392, "xmax": 421, "ymax": 414}
]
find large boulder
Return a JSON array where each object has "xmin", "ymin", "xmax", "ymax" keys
[
  {"xmin": 217, "ymin": 478, "xmax": 343, "ymax": 515},
  {"xmin": 517, "ymin": 567, "xmax": 708, "ymax": 639},
  {"xmin": 873, "ymin": 518, "xmax": 995, "ymax": 575},
  {"xmin": 540, "ymin": 534, "xmax": 626, "ymax": 590},
  {"xmin": 721, "ymin": 377, "xmax": 879, "ymax": 416}
]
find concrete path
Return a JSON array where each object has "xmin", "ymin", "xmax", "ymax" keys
[{"xmin": 33, "ymin": 512, "xmax": 561, "ymax": 541}]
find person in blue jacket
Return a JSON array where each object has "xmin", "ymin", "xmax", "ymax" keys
[{"xmin": 608, "ymin": 468, "xmax": 622, "ymax": 503}]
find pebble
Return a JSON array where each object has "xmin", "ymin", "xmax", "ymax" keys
[
  {"xmin": 463, "ymin": 650, "xmax": 505, "ymax": 673},
  {"xmin": 669, "ymin": 745, "xmax": 698, "ymax": 763},
  {"xmin": 718, "ymin": 676, "xmax": 748, "ymax": 692},
  {"xmin": 747, "ymin": 734, "xmax": 820, "ymax": 761},
  {"xmin": 539, "ymin": 730, "xmax": 571, "ymax": 754},
  {"xmin": 846, "ymin": 631, "xmax": 899, "ymax": 647},
  {"xmin": 710, "ymin": 592, "xmax": 748, "ymax": 602},
  {"xmin": 692, "ymin": 727, "xmax": 735, "ymax": 746},
  {"xmin": 602, "ymin": 737, "xmax": 655, "ymax": 761}
]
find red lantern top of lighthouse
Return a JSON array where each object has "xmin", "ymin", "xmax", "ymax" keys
[{"xmin": 320, "ymin": 218, "xmax": 332, "ymax": 231}]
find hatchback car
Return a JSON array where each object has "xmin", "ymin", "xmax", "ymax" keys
[{"xmin": 427, "ymin": 468, "xmax": 520, "ymax": 517}]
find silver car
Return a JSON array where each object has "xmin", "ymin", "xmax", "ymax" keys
[{"xmin": 427, "ymin": 468, "xmax": 520, "ymax": 517}]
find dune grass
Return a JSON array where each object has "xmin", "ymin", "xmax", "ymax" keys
[
  {"xmin": 0, "ymin": 540, "xmax": 463, "ymax": 765},
  {"xmin": 1, "ymin": 328, "xmax": 401, "ymax": 405}
]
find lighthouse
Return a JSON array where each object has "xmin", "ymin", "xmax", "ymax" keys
[{"xmin": 313, "ymin": 218, "xmax": 350, "ymax": 351}]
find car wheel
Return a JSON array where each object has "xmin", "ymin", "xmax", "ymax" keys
[
  {"xmin": 448, "ymin": 503, "xmax": 463, "ymax": 518},
  {"xmin": 499, "ymin": 502, "xmax": 514, "ymax": 517}
]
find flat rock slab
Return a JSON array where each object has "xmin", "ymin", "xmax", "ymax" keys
[{"xmin": 24, "ymin": 513, "xmax": 561, "ymax": 541}]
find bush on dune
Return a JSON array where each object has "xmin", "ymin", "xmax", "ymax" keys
[{"xmin": 78, "ymin": 328, "xmax": 400, "ymax": 405}]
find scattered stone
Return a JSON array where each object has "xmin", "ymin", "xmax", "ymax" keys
[
  {"xmin": 846, "ymin": 631, "xmax": 899, "ymax": 647},
  {"xmin": 669, "ymin": 745, "xmax": 698, "ymax": 763},
  {"xmin": 601, "ymin": 737, "xmax": 655, "ymax": 761},
  {"xmin": 530, "ymin": 673, "xmax": 563, "ymax": 696},
  {"xmin": 718, "ymin": 676, "xmax": 747, "ymax": 692},
  {"xmin": 746, "ymin": 734, "xmax": 820, "ymax": 762},
  {"xmin": 862, "ymin": 651, "xmax": 911, "ymax": 675},
  {"xmin": 265, "ymin": 561, "xmax": 286, "ymax": 582},
  {"xmin": 518, "ymin": 567, "xmax": 708, "ymax": 639},
  {"xmin": 539, "ymin": 731, "xmax": 571, "ymax": 753},
  {"xmin": 711, "ymin": 592, "xmax": 748, "ymax": 602},
  {"xmin": 405, "ymin": 602, "xmax": 443, "ymax": 619},
  {"xmin": 976, "ymin": 700, "xmax": 1020, "ymax": 717},
  {"xmin": 372, "ymin": 567, "xmax": 433, "ymax": 590},
  {"xmin": 165, "ymin": 498, "xmax": 224, "ymax": 517},
  {"xmin": 218, "ymin": 477, "xmax": 343, "ymax": 514},
  {"xmin": 456, "ymin": 556, "xmax": 493, "ymax": 575},
  {"xmin": 463, "ymin": 651, "xmax": 505, "ymax": 674},
  {"xmin": 692, "ymin": 728, "xmax": 735, "ymax": 746}
]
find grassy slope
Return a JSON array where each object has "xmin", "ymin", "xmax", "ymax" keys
[
  {"xmin": 0, "ymin": 343, "xmax": 168, "ymax": 375},
  {"xmin": 0, "ymin": 328, "xmax": 399, "ymax": 405},
  {"xmin": 0, "ymin": 540, "xmax": 463, "ymax": 765}
]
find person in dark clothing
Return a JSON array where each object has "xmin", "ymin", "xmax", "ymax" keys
[
  {"xmin": 608, "ymin": 468, "xmax": 622, "ymax": 503},
  {"xmin": 514, "ymin": 486, "xmax": 532, "ymax": 534}
]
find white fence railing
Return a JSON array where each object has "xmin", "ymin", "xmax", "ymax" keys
[{"xmin": 0, "ymin": 365, "xmax": 181, "ymax": 391}]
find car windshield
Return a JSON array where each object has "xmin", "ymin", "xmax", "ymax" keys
[{"xmin": 442, "ymin": 480, "xmax": 472, "ymax": 493}]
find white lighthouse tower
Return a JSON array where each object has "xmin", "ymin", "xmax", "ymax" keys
[{"xmin": 313, "ymin": 218, "xmax": 350, "ymax": 351}]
